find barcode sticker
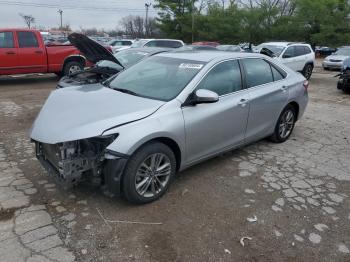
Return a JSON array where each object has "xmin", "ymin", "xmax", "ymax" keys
[{"xmin": 179, "ymin": 63, "xmax": 203, "ymax": 69}]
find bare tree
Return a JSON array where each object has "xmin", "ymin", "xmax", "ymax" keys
[
  {"xmin": 19, "ymin": 13, "xmax": 35, "ymax": 29},
  {"xmin": 121, "ymin": 15, "xmax": 158, "ymax": 38}
]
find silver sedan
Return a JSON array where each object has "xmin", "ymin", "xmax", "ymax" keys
[{"xmin": 30, "ymin": 51, "xmax": 309, "ymax": 204}]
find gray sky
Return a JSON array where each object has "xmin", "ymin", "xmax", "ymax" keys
[{"xmin": 0, "ymin": 0, "xmax": 158, "ymax": 30}]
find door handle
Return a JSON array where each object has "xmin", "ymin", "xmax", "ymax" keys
[
  {"xmin": 238, "ymin": 98, "xmax": 249, "ymax": 107},
  {"xmin": 5, "ymin": 51, "xmax": 15, "ymax": 55},
  {"xmin": 35, "ymin": 50, "xmax": 43, "ymax": 54},
  {"xmin": 280, "ymin": 86, "xmax": 288, "ymax": 92}
]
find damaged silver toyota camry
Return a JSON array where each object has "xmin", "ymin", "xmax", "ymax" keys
[{"xmin": 30, "ymin": 51, "xmax": 308, "ymax": 204}]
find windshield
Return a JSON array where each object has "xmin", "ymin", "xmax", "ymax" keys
[
  {"xmin": 131, "ymin": 40, "xmax": 148, "ymax": 48},
  {"xmin": 108, "ymin": 56, "xmax": 205, "ymax": 101},
  {"xmin": 335, "ymin": 48, "xmax": 350, "ymax": 56},
  {"xmin": 114, "ymin": 50, "xmax": 150, "ymax": 68},
  {"xmin": 261, "ymin": 45, "xmax": 285, "ymax": 56}
]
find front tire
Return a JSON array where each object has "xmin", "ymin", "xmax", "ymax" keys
[
  {"xmin": 270, "ymin": 105, "xmax": 296, "ymax": 143},
  {"xmin": 63, "ymin": 61, "xmax": 84, "ymax": 76},
  {"xmin": 122, "ymin": 142, "xmax": 176, "ymax": 204}
]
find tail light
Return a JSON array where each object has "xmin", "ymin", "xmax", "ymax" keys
[{"xmin": 303, "ymin": 80, "xmax": 309, "ymax": 90}]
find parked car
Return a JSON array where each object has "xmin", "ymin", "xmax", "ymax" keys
[
  {"xmin": 130, "ymin": 39, "xmax": 184, "ymax": 49},
  {"xmin": 58, "ymin": 43, "xmax": 170, "ymax": 88},
  {"xmin": 322, "ymin": 46, "xmax": 350, "ymax": 70},
  {"xmin": 30, "ymin": 51, "xmax": 308, "ymax": 204},
  {"xmin": 217, "ymin": 45, "xmax": 243, "ymax": 52},
  {"xmin": 109, "ymin": 39, "xmax": 134, "ymax": 53},
  {"xmin": 315, "ymin": 46, "xmax": 337, "ymax": 57},
  {"xmin": 192, "ymin": 41, "xmax": 220, "ymax": 47},
  {"xmin": 255, "ymin": 42, "xmax": 315, "ymax": 79},
  {"xmin": 336, "ymin": 57, "xmax": 350, "ymax": 93},
  {"xmin": 177, "ymin": 45, "xmax": 217, "ymax": 51},
  {"xmin": 0, "ymin": 29, "xmax": 90, "ymax": 76}
]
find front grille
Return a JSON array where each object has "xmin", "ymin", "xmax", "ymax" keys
[{"xmin": 330, "ymin": 59, "xmax": 342, "ymax": 62}]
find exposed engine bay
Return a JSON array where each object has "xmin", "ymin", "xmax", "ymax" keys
[
  {"xmin": 34, "ymin": 135, "xmax": 117, "ymax": 188},
  {"xmin": 57, "ymin": 66, "xmax": 120, "ymax": 88}
]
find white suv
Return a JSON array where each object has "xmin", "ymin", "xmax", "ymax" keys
[{"xmin": 255, "ymin": 42, "xmax": 315, "ymax": 79}]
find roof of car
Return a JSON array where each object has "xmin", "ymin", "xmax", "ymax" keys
[
  {"xmin": 262, "ymin": 42, "xmax": 310, "ymax": 47},
  {"xmin": 120, "ymin": 47, "xmax": 171, "ymax": 53},
  {"xmin": 156, "ymin": 50, "xmax": 265, "ymax": 62}
]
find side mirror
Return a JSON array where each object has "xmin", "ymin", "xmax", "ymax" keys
[
  {"xmin": 184, "ymin": 89, "xmax": 219, "ymax": 106},
  {"xmin": 282, "ymin": 54, "xmax": 292, "ymax": 59}
]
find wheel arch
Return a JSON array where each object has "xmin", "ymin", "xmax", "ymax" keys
[
  {"xmin": 287, "ymin": 101, "xmax": 300, "ymax": 120},
  {"xmin": 62, "ymin": 55, "xmax": 86, "ymax": 71},
  {"xmin": 132, "ymin": 137, "xmax": 182, "ymax": 172}
]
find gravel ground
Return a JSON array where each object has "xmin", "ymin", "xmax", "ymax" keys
[{"xmin": 0, "ymin": 64, "xmax": 349, "ymax": 262}]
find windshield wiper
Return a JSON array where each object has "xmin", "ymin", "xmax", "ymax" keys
[{"xmin": 113, "ymin": 88, "xmax": 139, "ymax": 96}]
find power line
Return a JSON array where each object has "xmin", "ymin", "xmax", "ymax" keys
[{"xmin": 0, "ymin": 1, "xmax": 158, "ymax": 13}]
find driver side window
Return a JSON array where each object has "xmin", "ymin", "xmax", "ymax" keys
[{"xmin": 196, "ymin": 60, "xmax": 242, "ymax": 96}]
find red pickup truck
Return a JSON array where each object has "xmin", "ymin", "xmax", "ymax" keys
[{"xmin": 0, "ymin": 29, "xmax": 89, "ymax": 76}]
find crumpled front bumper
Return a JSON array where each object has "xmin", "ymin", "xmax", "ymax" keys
[{"xmin": 34, "ymin": 141, "xmax": 129, "ymax": 196}]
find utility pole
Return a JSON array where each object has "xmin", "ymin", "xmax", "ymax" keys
[
  {"xmin": 191, "ymin": 0, "xmax": 194, "ymax": 43},
  {"xmin": 58, "ymin": 9, "xmax": 63, "ymax": 29},
  {"xmin": 145, "ymin": 3, "xmax": 151, "ymax": 37}
]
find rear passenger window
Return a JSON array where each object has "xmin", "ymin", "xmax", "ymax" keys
[
  {"xmin": 18, "ymin": 31, "xmax": 39, "ymax": 48},
  {"xmin": 242, "ymin": 59, "xmax": 273, "ymax": 88},
  {"xmin": 0, "ymin": 32, "xmax": 14, "ymax": 48},
  {"xmin": 196, "ymin": 60, "xmax": 242, "ymax": 96},
  {"xmin": 166, "ymin": 41, "xmax": 183, "ymax": 48}
]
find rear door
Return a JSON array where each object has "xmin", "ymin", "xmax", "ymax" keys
[
  {"xmin": 16, "ymin": 31, "xmax": 46, "ymax": 73},
  {"xmin": 242, "ymin": 58, "xmax": 289, "ymax": 142},
  {"xmin": 0, "ymin": 31, "xmax": 19, "ymax": 74}
]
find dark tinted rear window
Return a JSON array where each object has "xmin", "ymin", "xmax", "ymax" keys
[
  {"xmin": 242, "ymin": 58, "xmax": 274, "ymax": 88},
  {"xmin": 18, "ymin": 31, "xmax": 39, "ymax": 48},
  {"xmin": 0, "ymin": 32, "xmax": 14, "ymax": 48}
]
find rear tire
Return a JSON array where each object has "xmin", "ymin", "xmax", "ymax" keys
[
  {"xmin": 270, "ymin": 105, "xmax": 296, "ymax": 143},
  {"xmin": 63, "ymin": 61, "xmax": 84, "ymax": 76},
  {"xmin": 122, "ymin": 142, "xmax": 176, "ymax": 204},
  {"xmin": 302, "ymin": 64, "xmax": 313, "ymax": 80}
]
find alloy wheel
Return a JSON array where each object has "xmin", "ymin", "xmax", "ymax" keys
[
  {"xmin": 135, "ymin": 153, "xmax": 172, "ymax": 198},
  {"xmin": 278, "ymin": 109, "xmax": 295, "ymax": 139}
]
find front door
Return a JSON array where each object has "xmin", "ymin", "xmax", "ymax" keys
[
  {"xmin": 182, "ymin": 60, "xmax": 250, "ymax": 165},
  {"xmin": 281, "ymin": 46, "xmax": 300, "ymax": 71}
]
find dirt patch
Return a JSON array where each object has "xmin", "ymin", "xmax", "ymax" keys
[{"xmin": 0, "ymin": 208, "xmax": 17, "ymax": 221}]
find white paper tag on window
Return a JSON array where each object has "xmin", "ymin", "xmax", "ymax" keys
[{"xmin": 179, "ymin": 63, "xmax": 203, "ymax": 69}]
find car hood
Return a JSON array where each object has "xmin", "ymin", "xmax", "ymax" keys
[
  {"xmin": 326, "ymin": 55, "xmax": 349, "ymax": 61},
  {"xmin": 30, "ymin": 84, "xmax": 165, "ymax": 144},
  {"xmin": 68, "ymin": 33, "xmax": 123, "ymax": 67}
]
